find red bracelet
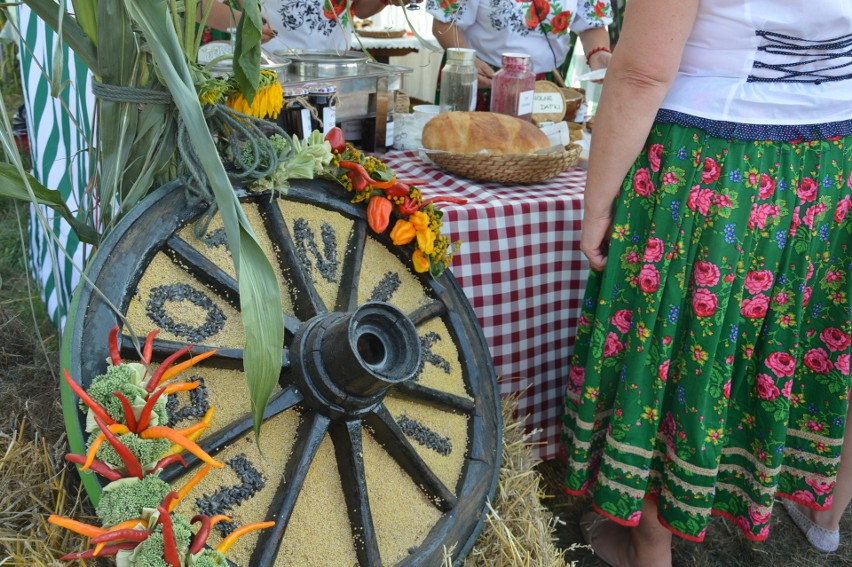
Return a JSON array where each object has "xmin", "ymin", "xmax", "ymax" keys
[{"xmin": 585, "ymin": 46, "xmax": 611, "ymax": 66}]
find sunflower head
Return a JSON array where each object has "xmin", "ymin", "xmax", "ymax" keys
[{"xmin": 225, "ymin": 69, "xmax": 284, "ymax": 119}]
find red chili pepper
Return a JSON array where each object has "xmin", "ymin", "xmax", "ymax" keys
[
  {"xmin": 113, "ymin": 392, "xmax": 138, "ymax": 432},
  {"xmin": 93, "ymin": 413, "xmax": 144, "ymax": 479},
  {"xmin": 161, "ymin": 490, "xmax": 180, "ymax": 513},
  {"xmin": 385, "ymin": 181, "xmax": 410, "ymax": 199},
  {"xmin": 423, "ymin": 196, "xmax": 468, "ymax": 206},
  {"xmin": 142, "ymin": 330, "xmax": 160, "ymax": 365},
  {"xmin": 146, "ymin": 344, "xmax": 195, "ymax": 393},
  {"xmin": 189, "ymin": 514, "xmax": 212, "ymax": 554},
  {"xmin": 398, "ymin": 178, "xmax": 429, "ymax": 186},
  {"xmin": 108, "ymin": 325, "xmax": 122, "ymax": 366},
  {"xmin": 63, "ymin": 369, "xmax": 116, "ymax": 427},
  {"xmin": 65, "ymin": 453, "xmax": 124, "ymax": 482},
  {"xmin": 367, "ymin": 196, "xmax": 393, "ymax": 233},
  {"xmin": 346, "ymin": 169, "xmax": 369, "ymax": 191},
  {"xmin": 398, "ymin": 196, "xmax": 421, "ymax": 216},
  {"xmin": 60, "ymin": 542, "xmax": 137, "ymax": 560},
  {"xmin": 325, "ymin": 126, "xmax": 346, "ymax": 153},
  {"xmin": 137, "ymin": 385, "xmax": 168, "ymax": 432},
  {"xmin": 154, "ymin": 454, "xmax": 187, "ymax": 471},
  {"xmin": 156, "ymin": 506, "xmax": 181, "ymax": 567},
  {"xmin": 339, "ymin": 161, "xmax": 396, "ymax": 190},
  {"xmin": 89, "ymin": 528, "xmax": 151, "ymax": 545}
]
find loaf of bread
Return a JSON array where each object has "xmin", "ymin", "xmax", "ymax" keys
[{"xmin": 422, "ymin": 111, "xmax": 551, "ymax": 155}]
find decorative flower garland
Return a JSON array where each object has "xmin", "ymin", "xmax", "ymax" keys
[
  {"xmin": 325, "ymin": 128, "xmax": 464, "ymax": 277},
  {"xmin": 51, "ymin": 327, "xmax": 274, "ymax": 565}
]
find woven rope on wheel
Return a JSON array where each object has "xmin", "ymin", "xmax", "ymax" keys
[{"xmin": 424, "ymin": 144, "xmax": 582, "ymax": 184}]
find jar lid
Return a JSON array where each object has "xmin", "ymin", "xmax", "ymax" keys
[
  {"xmin": 501, "ymin": 52, "xmax": 531, "ymax": 60},
  {"xmin": 307, "ymin": 82, "xmax": 337, "ymax": 94},
  {"xmin": 283, "ymin": 86, "xmax": 308, "ymax": 97},
  {"xmin": 447, "ymin": 48, "xmax": 476, "ymax": 63}
]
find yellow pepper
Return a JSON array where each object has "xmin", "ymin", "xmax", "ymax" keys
[
  {"xmin": 416, "ymin": 228, "xmax": 436, "ymax": 255},
  {"xmin": 390, "ymin": 219, "xmax": 416, "ymax": 245},
  {"xmin": 410, "ymin": 211, "xmax": 430, "ymax": 232},
  {"xmin": 412, "ymin": 249, "xmax": 430, "ymax": 273}
]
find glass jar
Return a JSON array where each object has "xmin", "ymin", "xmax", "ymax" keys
[
  {"xmin": 307, "ymin": 83, "xmax": 337, "ymax": 136},
  {"xmin": 439, "ymin": 48, "xmax": 477, "ymax": 113},
  {"xmin": 489, "ymin": 52, "xmax": 535, "ymax": 121},
  {"xmin": 277, "ymin": 86, "xmax": 311, "ymax": 140}
]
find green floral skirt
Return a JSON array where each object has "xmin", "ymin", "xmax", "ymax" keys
[{"xmin": 562, "ymin": 122, "xmax": 852, "ymax": 541}]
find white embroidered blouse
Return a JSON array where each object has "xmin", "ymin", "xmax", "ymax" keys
[{"xmin": 426, "ymin": 0, "xmax": 613, "ymax": 74}]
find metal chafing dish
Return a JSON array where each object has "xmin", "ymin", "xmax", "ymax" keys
[{"xmin": 273, "ymin": 49, "xmax": 411, "ymax": 151}]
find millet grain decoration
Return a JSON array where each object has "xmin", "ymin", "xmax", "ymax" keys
[{"xmin": 126, "ymin": 253, "xmax": 244, "ymax": 346}]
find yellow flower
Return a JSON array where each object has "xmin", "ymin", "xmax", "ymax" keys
[
  {"xmin": 412, "ymin": 249, "xmax": 430, "ymax": 273},
  {"xmin": 641, "ymin": 406, "xmax": 657, "ymax": 422},
  {"xmin": 226, "ymin": 70, "xmax": 283, "ymax": 119},
  {"xmin": 197, "ymin": 78, "xmax": 228, "ymax": 106},
  {"xmin": 706, "ymin": 428, "xmax": 723, "ymax": 444}
]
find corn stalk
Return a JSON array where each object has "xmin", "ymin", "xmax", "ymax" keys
[{"xmin": 12, "ymin": 0, "xmax": 282, "ymax": 441}]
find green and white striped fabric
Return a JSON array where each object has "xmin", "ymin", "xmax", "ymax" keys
[{"xmin": 16, "ymin": 6, "xmax": 94, "ymax": 331}]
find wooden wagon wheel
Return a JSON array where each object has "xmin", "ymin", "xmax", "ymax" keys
[{"xmin": 61, "ymin": 179, "xmax": 502, "ymax": 566}]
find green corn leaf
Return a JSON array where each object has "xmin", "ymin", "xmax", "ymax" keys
[
  {"xmin": 0, "ymin": 163, "xmax": 100, "ymax": 244},
  {"xmin": 233, "ymin": 0, "xmax": 262, "ymax": 105},
  {"xmin": 70, "ymin": 0, "xmax": 99, "ymax": 45},
  {"xmin": 124, "ymin": 0, "xmax": 284, "ymax": 444},
  {"xmin": 22, "ymin": 0, "xmax": 99, "ymax": 74}
]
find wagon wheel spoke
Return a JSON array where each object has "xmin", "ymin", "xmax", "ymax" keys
[
  {"xmin": 252, "ymin": 411, "xmax": 331, "ymax": 567},
  {"xmin": 331, "ymin": 419, "xmax": 382, "ymax": 566},
  {"xmin": 120, "ymin": 336, "xmax": 291, "ymax": 373},
  {"xmin": 364, "ymin": 405, "xmax": 457, "ymax": 512},
  {"xmin": 159, "ymin": 385, "xmax": 304, "ymax": 482},
  {"xmin": 163, "ymin": 236, "xmax": 241, "ymax": 310},
  {"xmin": 259, "ymin": 196, "xmax": 326, "ymax": 319},
  {"xmin": 393, "ymin": 382, "xmax": 476, "ymax": 414},
  {"xmin": 334, "ymin": 219, "xmax": 368, "ymax": 313},
  {"xmin": 408, "ymin": 300, "xmax": 446, "ymax": 326}
]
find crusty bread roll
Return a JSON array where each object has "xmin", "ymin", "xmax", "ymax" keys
[{"xmin": 422, "ymin": 111, "xmax": 551, "ymax": 155}]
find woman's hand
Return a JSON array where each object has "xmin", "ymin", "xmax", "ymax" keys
[
  {"xmin": 580, "ymin": 205, "xmax": 614, "ymax": 272},
  {"xmin": 475, "ymin": 58, "xmax": 495, "ymax": 88},
  {"xmin": 261, "ymin": 21, "xmax": 277, "ymax": 43},
  {"xmin": 587, "ymin": 49, "xmax": 612, "ymax": 72}
]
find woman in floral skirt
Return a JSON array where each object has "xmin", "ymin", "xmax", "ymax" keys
[{"xmin": 562, "ymin": 1, "xmax": 852, "ymax": 566}]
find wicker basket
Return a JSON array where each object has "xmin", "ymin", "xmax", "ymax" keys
[{"xmin": 424, "ymin": 144, "xmax": 582, "ymax": 184}]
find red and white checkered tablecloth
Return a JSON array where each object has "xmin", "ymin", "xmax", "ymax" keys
[{"xmin": 381, "ymin": 150, "xmax": 589, "ymax": 461}]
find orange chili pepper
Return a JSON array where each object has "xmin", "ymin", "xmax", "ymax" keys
[
  {"xmin": 140, "ymin": 426, "xmax": 223, "ymax": 468},
  {"xmin": 163, "ymin": 381, "xmax": 201, "ymax": 395},
  {"xmin": 81, "ymin": 424, "xmax": 131, "ymax": 470},
  {"xmin": 48, "ymin": 515, "xmax": 106, "ymax": 538},
  {"xmin": 215, "ymin": 521, "xmax": 276, "ymax": 554},
  {"xmin": 173, "ymin": 464, "xmax": 213, "ymax": 511},
  {"xmin": 367, "ymin": 195, "xmax": 393, "ymax": 233},
  {"xmin": 160, "ymin": 349, "xmax": 217, "ymax": 383}
]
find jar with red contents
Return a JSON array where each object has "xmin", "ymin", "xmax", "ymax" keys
[{"xmin": 489, "ymin": 53, "xmax": 536, "ymax": 121}]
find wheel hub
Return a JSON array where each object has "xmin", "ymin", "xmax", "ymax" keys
[{"xmin": 290, "ymin": 302, "xmax": 422, "ymax": 417}]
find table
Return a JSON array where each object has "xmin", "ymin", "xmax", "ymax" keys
[
  {"xmin": 381, "ymin": 150, "xmax": 589, "ymax": 461},
  {"xmin": 353, "ymin": 34, "xmax": 439, "ymax": 64}
]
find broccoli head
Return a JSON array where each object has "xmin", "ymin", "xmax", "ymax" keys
[
  {"xmin": 96, "ymin": 475, "xmax": 172, "ymax": 527},
  {"xmin": 89, "ymin": 431, "xmax": 172, "ymax": 472},
  {"xmin": 189, "ymin": 548, "xmax": 228, "ymax": 567},
  {"xmin": 131, "ymin": 514, "xmax": 193, "ymax": 567},
  {"xmin": 83, "ymin": 362, "xmax": 168, "ymax": 429}
]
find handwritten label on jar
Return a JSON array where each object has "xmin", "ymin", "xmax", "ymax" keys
[
  {"xmin": 533, "ymin": 92, "xmax": 565, "ymax": 115},
  {"xmin": 299, "ymin": 109, "xmax": 311, "ymax": 140},
  {"xmin": 517, "ymin": 90, "xmax": 535, "ymax": 116},
  {"xmin": 322, "ymin": 107, "xmax": 336, "ymax": 135}
]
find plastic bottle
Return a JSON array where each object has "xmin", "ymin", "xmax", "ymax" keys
[
  {"xmin": 490, "ymin": 53, "xmax": 535, "ymax": 121},
  {"xmin": 439, "ymin": 48, "xmax": 478, "ymax": 113}
]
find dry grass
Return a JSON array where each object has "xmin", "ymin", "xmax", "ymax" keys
[{"xmin": 445, "ymin": 396, "xmax": 567, "ymax": 567}]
